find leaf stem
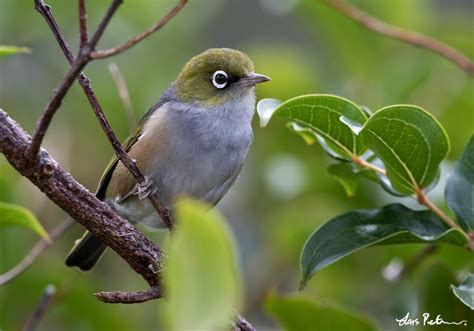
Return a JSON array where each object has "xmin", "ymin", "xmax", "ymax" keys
[
  {"xmin": 353, "ymin": 156, "xmax": 472, "ymax": 248},
  {"xmin": 415, "ymin": 188, "xmax": 471, "ymax": 243},
  {"xmin": 352, "ymin": 156, "xmax": 386, "ymax": 175}
]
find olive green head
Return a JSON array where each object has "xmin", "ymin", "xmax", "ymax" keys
[{"xmin": 175, "ymin": 48, "xmax": 270, "ymax": 105}]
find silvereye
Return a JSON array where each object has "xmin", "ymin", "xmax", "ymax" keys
[{"xmin": 66, "ymin": 48, "xmax": 270, "ymax": 270}]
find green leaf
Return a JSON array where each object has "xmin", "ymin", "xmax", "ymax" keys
[
  {"xmin": 360, "ymin": 105, "xmax": 449, "ymax": 195},
  {"xmin": 451, "ymin": 273, "xmax": 474, "ymax": 310},
  {"xmin": 0, "ymin": 201, "xmax": 48, "ymax": 239},
  {"xmin": 300, "ymin": 204, "xmax": 467, "ymax": 289},
  {"xmin": 265, "ymin": 294, "xmax": 377, "ymax": 331},
  {"xmin": 418, "ymin": 264, "xmax": 474, "ymax": 328},
  {"xmin": 257, "ymin": 95, "xmax": 369, "ymax": 160},
  {"xmin": 327, "ymin": 163, "xmax": 358, "ymax": 197},
  {"xmin": 0, "ymin": 45, "xmax": 31, "ymax": 57},
  {"xmin": 445, "ymin": 135, "xmax": 474, "ymax": 231},
  {"xmin": 286, "ymin": 122, "xmax": 317, "ymax": 145},
  {"xmin": 163, "ymin": 198, "xmax": 241, "ymax": 331}
]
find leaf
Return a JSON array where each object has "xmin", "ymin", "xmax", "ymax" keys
[
  {"xmin": 0, "ymin": 201, "xmax": 48, "ymax": 239},
  {"xmin": 327, "ymin": 163, "xmax": 358, "ymax": 197},
  {"xmin": 163, "ymin": 198, "xmax": 241, "ymax": 331},
  {"xmin": 417, "ymin": 264, "xmax": 474, "ymax": 328},
  {"xmin": 300, "ymin": 204, "xmax": 467, "ymax": 289},
  {"xmin": 287, "ymin": 122, "xmax": 317, "ymax": 145},
  {"xmin": 265, "ymin": 294, "xmax": 377, "ymax": 331},
  {"xmin": 451, "ymin": 273, "xmax": 474, "ymax": 310},
  {"xmin": 360, "ymin": 105, "xmax": 450, "ymax": 195},
  {"xmin": 445, "ymin": 135, "xmax": 474, "ymax": 231},
  {"xmin": 0, "ymin": 45, "xmax": 31, "ymax": 57},
  {"xmin": 257, "ymin": 98, "xmax": 282, "ymax": 127},
  {"xmin": 257, "ymin": 95, "xmax": 369, "ymax": 160}
]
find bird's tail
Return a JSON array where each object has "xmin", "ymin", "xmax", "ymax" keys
[{"xmin": 65, "ymin": 231, "xmax": 107, "ymax": 271}]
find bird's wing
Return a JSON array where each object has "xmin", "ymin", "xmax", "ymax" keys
[
  {"xmin": 95, "ymin": 89, "xmax": 173, "ymax": 201},
  {"xmin": 95, "ymin": 128, "xmax": 140, "ymax": 200}
]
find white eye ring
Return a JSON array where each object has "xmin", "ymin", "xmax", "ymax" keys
[{"xmin": 212, "ymin": 70, "xmax": 228, "ymax": 89}]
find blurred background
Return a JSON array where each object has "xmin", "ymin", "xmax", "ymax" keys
[{"xmin": 0, "ymin": 0, "xmax": 473, "ymax": 330}]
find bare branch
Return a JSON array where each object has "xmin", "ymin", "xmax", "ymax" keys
[
  {"xmin": 0, "ymin": 109, "xmax": 163, "ymax": 287},
  {"xmin": 35, "ymin": 0, "xmax": 174, "ymax": 230},
  {"xmin": 397, "ymin": 244, "xmax": 439, "ymax": 280},
  {"xmin": 109, "ymin": 63, "xmax": 137, "ymax": 131},
  {"xmin": 22, "ymin": 284, "xmax": 56, "ymax": 331},
  {"xmin": 26, "ymin": 55, "xmax": 89, "ymax": 163},
  {"xmin": 95, "ymin": 286, "xmax": 162, "ymax": 304},
  {"xmin": 27, "ymin": 0, "xmax": 123, "ymax": 163},
  {"xmin": 87, "ymin": 0, "xmax": 123, "ymax": 49},
  {"xmin": 78, "ymin": 0, "xmax": 88, "ymax": 47},
  {"xmin": 91, "ymin": 0, "xmax": 188, "ymax": 59},
  {"xmin": 320, "ymin": 0, "xmax": 474, "ymax": 76},
  {"xmin": 0, "ymin": 218, "xmax": 74, "ymax": 285}
]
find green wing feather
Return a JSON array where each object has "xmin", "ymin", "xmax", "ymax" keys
[{"xmin": 95, "ymin": 125, "xmax": 142, "ymax": 200}]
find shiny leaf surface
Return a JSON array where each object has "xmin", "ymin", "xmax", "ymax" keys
[
  {"xmin": 300, "ymin": 204, "xmax": 467, "ymax": 289},
  {"xmin": 360, "ymin": 105, "xmax": 449, "ymax": 195},
  {"xmin": 445, "ymin": 135, "xmax": 474, "ymax": 231}
]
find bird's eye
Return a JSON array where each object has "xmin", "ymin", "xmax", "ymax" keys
[{"xmin": 212, "ymin": 70, "xmax": 228, "ymax": 89}]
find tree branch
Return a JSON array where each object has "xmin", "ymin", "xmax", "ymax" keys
[
  {"xmin": 0, "ymin": 218, "xmax": 74, "ymax": 285},
  {"xmin": 78, "ymin": 0, "xmax": 88, "ymax": 48},
  {"xmin": 0, "ymin": 109, "xmax": 163, "ymax": 287},
  {"xmin": 95, "ymin": 286, "xmax": 162, "ymax": 304},
  {"xmin": 320, "ymin": 0, "xmax": 474, "ymax": 76},
  {"xmin": 91, "ymin": 0, "xmax": 188, "ymax": 59},
  {"xmin": 21, "ymin": 284, "xmax": 56, "ymax": 331},
  {"xmin": 34, "ymin": 0, "xmax": 174, "ymax": 230},
  {"xmin": 27, "ymin": 0, "xmax": 122, "ymax": 163},
  {"xmin": 397, "ymin": 244, "xmax": 439, "ymax": 280}
]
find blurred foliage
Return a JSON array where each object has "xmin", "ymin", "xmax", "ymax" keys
[
  {"xmin": 265, "ymin": 294, "xmax": 378, "ymax": 331},
  {"xmin": 1, "ymin": 0, "xmax": 473, "ymax": 330},
  {"xmin": 0, "ymin": 201, "xmax": 48, "ymax": 239},
  {"xmin": 163, "ymin": 199, "xmax": 241, "ymax": 331}
]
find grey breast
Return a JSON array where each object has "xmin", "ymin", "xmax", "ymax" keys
[{"xmin": 153, "ymin": 97, "xmax": 254, "ymax": 207}]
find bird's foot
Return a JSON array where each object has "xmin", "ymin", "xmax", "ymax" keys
[{"xmin": 137, "ymin": 177, "xmax": 157, "ymax": 200}]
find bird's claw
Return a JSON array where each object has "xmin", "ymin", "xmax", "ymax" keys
[{"xmin": 137, "ymin": 177, "xmax": 157, "ymax": 200}]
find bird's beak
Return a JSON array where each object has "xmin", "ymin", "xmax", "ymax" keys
[{"xmin": 239, "ymin": 72, "xmax": 271, "ymax": 87}]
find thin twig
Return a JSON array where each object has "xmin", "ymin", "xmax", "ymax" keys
[
  {"xmin": 320, "ymin": 0, "xmax": 474, "ymax": 76},
  {"xmin": 396, "ymin": 244, "xmax": 439, "ymax": 280},
  {"xmin": 34, "ymin": 0, "xmax": 173, "ymax": 230},
  {"xmin": 109, "ymin": 63, "xmax": 137, "ymax": 131},
  {"xmin": 416, "ymin": 188, "xmax": 469, "ymax": 240},
  {"xmin": 87, "ymin": 0, "xmax": 123, "ymax": 49},
  {"xmin": 78, "ymin": 0, "xmax": 88, "ymax": 47},
  {"xmin": 91, "ymin": 0, "xmax": 188, "ymax": 59},
  {"xmin": 21, "ymin": 284, "xmax": 56, "ymax": 331},
  {"xmin": 352, "ymin": 156, "xmax": 386, "ymax": 175},
  {"xmin": 27, "ymin": 0, "xmax": 122, "ymax": 164},
  {"xmin": 0, "ymin": 218, "xmax": 74, "ymax": 285},
  {"xmin": 95, "ymin": 286, "xmax": 162, "ymax": 304},
  {"xmin": 26, "ymin": 55, "xmax": 89, "ymax": 163},
  {"xmin": 353, "ymin": 156, "xmax": 470, "ymax": 244}
]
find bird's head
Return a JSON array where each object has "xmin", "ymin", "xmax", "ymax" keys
[{"xmin": 175, "ymin": 48, "xmax": 270, "ymax": 106}]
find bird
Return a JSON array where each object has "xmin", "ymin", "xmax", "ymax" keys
[{"xmin": 65, "ymin": 48, "xmax": 270, "ymax": 271}]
